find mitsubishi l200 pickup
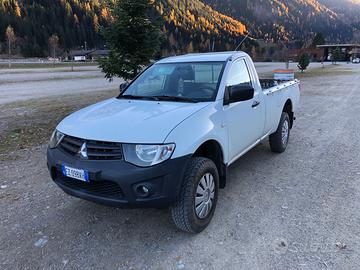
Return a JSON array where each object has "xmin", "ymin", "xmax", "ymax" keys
[{"xmin": 47, "ymin": 52, "xmax": 300, "ymax": 233}]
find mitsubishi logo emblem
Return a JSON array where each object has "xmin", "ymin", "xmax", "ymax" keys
[{"xmin": 79, "ymin": 142, "xmax": 88, "ymax": 159}]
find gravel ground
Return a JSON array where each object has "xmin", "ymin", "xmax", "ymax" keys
[
  {"xmin": 0, "ymin": 62, "xmax": 329, "ymax": 105},
  {"xmin": 0, "ymin": 63, "xmax": 360, "ymax": 269},
  {"xmin": 0, "ymin": 66, "xmax": 122, "ymax": 105}
]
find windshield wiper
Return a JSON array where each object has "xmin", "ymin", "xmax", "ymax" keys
[
  {"xmin": 118, "ymin": 95, "xmax": 160, "ymax": 101},
  {"xmin": 153, "ymin": 95, "xmax": 198, "ymax": 103}
]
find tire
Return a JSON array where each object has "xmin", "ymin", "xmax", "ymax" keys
[
  {"xmin": 269, "ymin": 112, "xmax": 290, "ymax": 153},
  {"xmin": 170, "ymin": 157, "xmax": 219, "ymax": 233}
]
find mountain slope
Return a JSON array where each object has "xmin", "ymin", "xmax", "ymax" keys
[
  {"xmin": 319, "ymin": 0, "xmax": 360, "ymax": 24},
  {"xmin": 0, "ymin": 0, "xmax": 247, "ymax": 57},
  {"xmin": 203, "ymin": 0, "xmax": 354, "ymax": 44},
  {"xmin": 0, "ymin": 0, "xmax": 109, "ymax": 56},
  {"xmin": 154, "ymin": 0, "xmax": 248, "ymax": 55},
  {"xmin": 1, "ymin": 0, "xmax": 358, "ymax": 57}
]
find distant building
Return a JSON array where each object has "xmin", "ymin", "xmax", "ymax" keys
[
  {"xmin": 68, "ymin": 50, "xmax": 109, "ymax": 61},
  {"xmin": 89, "ymin": 50, "xmax": 109, "ymax": 60},
  {"xmin": 289, "ymin": 48, "xmax": 324, "ymax": 62},
  {"xmin": 316, "ymin": 44, "xmax": 360, "ymax": 62}
]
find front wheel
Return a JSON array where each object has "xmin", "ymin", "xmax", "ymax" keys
[
  {"xmin": 170, "ymin": 157, "xmax": 219, "ymax": 233},
  {"xmin": 269, "ymin": 112, "xmax": 290, "ymax": 153}
]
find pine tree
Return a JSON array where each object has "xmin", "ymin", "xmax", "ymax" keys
[
  {"xmin": 99, "ymin": 0, "xmax": 162, "ymax": 81},
  {"xmin": 297, "ymin": 53, "xmax": 310, "ymax": 73},
  {"xmin": 331, "ymin": 47, "xmax": 341, "ymax": 65},
  {"xmin": 311, "ymin": 32, "xmax": 325, "ymax": 48}
]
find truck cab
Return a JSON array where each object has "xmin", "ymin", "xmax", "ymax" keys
[{"xmin": 47, "ymin": 52, "xmax": 300, "ymax": 233}]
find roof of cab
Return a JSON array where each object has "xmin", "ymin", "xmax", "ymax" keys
[{"xmin": 156, "ymin": 51, "xmax": 248, "ymax": 64}]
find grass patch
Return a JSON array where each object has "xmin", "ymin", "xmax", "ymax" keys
[
  {"xmin": 259, "ymin": 65, "xmax": 355, "ymax": 79},
  {"xmin": 296, "ymin": 66, "xmax": 355, "ymax": 78},
  {"xmin": 0, "ymin": 89, "xmax": 118, "ymax": 160}
]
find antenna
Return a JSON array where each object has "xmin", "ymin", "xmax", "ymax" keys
[
  {"xmin": 234, "ymin": 32, "xmax": 258, "ymax": 52},
  {"xmin": 234, "ymin": 33, "xmax": 249, "ymax": 52}
]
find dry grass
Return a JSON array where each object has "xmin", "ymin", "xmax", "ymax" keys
[
  {"xmin": 0, "ymin": 89, "xmax": 118, "ymax": 160},
  {"xmin": 296, "ymin": 65, "xmax": 355, "ymax": 78},
  {"xmin": 259, "ymin": 65, "xmax": 355, "ymax": 79}
]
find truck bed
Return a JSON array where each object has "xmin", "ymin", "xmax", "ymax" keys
[{"xmin": 260, "ymin": 79, "xmax": 299, "ymax": 91}]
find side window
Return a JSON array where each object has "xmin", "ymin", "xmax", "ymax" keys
[
  {"xmin": 194, "ymin": 64, "xmax": 223, "ymax": 83},
  {"xmin": 227, "ymin": 59, "xmax": 251, "ymax": 86}
]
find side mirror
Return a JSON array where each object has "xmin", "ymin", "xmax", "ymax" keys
[
  {"xmin": 224, "ymin": 84, "xmax": 254, "ymax": 105},
  {"xmin": 119, "ymin": 82, "xmax": 129, "ymax": 93}
]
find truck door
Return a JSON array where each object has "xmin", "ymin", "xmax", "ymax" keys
[{"xmin": 224, "ymin": 58, "xmax": 265, "ymax": 162}]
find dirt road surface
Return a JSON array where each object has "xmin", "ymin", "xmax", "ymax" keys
[
  {"xmin": 0, "ymin": 62, "xmax": 329, "ymax": 105},
  {"xmin": 0, "ymin": 66, "xmax": 122, "ymax": 105},
  {"xmin": 0, "ymin": 63, "xmax": 359, "ymax": 269}
]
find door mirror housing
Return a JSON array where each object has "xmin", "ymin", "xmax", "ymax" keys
[
  {"xmin": 119, "ymin": 82, "xmax": 129, "ymax": 93},
  {"xmin": 224, "ymin": 84, "xmax": 254, "ymax": 105}
]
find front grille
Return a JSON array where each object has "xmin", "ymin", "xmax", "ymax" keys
[
  {"xmin": 56, "ymin": 175, "xmax": 124, "ymax": 199},
  {"xmin": 59, "ymin": 135, "xmax": 123, "ymax": 160}
]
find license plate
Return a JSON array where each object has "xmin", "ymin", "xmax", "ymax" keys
[{"xmin": 61, "ymin": 165, "xmax": 89, "ymax": 182}]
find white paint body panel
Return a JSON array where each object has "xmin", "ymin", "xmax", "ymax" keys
[
  {"xmin": 57, "ymin": 98, "xmax": 210, "ymax": 144},
  {"xmin": 57, "ymin": 52, "xmax": 300, "ymax": 165}
]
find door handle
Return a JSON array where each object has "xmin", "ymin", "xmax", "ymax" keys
[{"xmin": 252, "ymin": 101, "xmax": 261, "ymax": 108}]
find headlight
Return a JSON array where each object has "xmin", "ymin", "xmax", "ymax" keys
[
  {"xmin": 123, "ymin": 143, "xmax": 175, "ymax": 167},
  {"xmin": 49, "ymin": 130, "xmax": 64, "ymax": 149}
]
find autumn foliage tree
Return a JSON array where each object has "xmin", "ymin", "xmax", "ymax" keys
[
  {"xmin": 48, "ymin": 34, "xmax": 60, "ymax": 67},
  {"xmin": 5, "ymin": 25, "xmax": 16, "ymax": 69},
  {"xmin": 99, "ymin": 0, "xmax": 162, "ymax": 81},
  {"xmin": 0, "ymin": 0, "xmax": 109, "ymax": 57}
]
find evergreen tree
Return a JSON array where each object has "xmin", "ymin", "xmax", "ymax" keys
[
  {"xmin": 331, "ymin": 47, "xmax": 342, "ymax": 64},
  {"xmin": 311, "ymin": 32, "xmax": 325, "ymax": 48},
  {"xmin": 297, "ymin": 53, "xmax": 310, "ymax": 73},
  {"xmin": 99, "ymin": 0, "xmax": 162, "ymax": 81}
]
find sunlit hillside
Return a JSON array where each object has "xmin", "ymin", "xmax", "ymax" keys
[
  {"xmin": 204, "ymin": 0, "xmax": 354, "ymax": 44},
  {"xmin": 155, "ymin": 0, "xmax": 248, "ymax": 55},
  {"xmin": 0, "ymin": 0, "xmax": 249, "ymax": 57},
  {"xmin": 0, "ymin": 0, "xmax": 359, "ymax": 57}
]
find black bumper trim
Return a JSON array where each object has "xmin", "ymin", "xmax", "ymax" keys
[{"xmin": 47, "ymin": 148, "xmax": 191, "ymax": 208}]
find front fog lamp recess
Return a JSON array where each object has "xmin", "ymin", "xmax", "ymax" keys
[
  {"xmin": 136, "ymin": 185, "xmax": 151, "ymax": 197},
  {"xmin": 123, "ymin": 144, "xmax": 175, "ymax": 167}
]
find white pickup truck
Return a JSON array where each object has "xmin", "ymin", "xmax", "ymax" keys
[{"xmin": 47, "ymin": 52, "xmax": 300, "ymax": 233}]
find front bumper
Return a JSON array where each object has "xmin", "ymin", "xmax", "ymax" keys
[{"xmin": 47, "ymin": 148, "xmax": 191, "ymax": 208}]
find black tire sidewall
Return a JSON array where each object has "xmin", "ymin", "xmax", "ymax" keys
[
  {"xmin": 281, "ymin": 113, "xmax": 290, "ymax": 148},
  {"xmin": 269, "ymin": 112, "xmax": 290, "ymax": 153},
  {"xmin": 188, "ymin": 160, "xmax": 219, "ymax": 231}
]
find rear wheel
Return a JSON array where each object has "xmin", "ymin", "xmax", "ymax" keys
[
  {"xmin": 170, "ymin": 157, "xmax": 219, "ymax": 233},
  {"xmin": 269, "ymin": 112, "xmax": 290, "ymax": 153}
]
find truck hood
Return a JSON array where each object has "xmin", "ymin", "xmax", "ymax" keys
[{"xmin": 57, "ymin": 98, "xmax": 209, "ymax": 143}]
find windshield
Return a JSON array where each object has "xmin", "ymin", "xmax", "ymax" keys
[{"xmin": 119, "ymin": 62, "xmax": 225, "ymax": 102}]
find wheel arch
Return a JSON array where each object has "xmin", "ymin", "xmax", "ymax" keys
[
  {"xmin": 193, "ymin": 139, "xmax": 227, "ymax": 189},
  {"xmin": 283, "ymin": 99, "xmax": 294, "ymax": 128}
]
